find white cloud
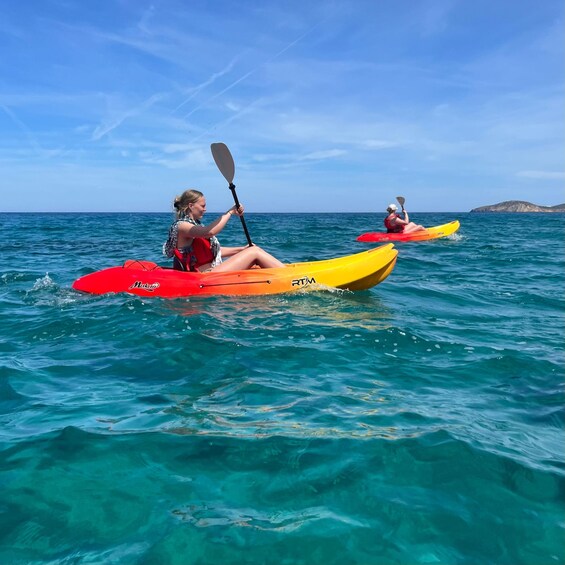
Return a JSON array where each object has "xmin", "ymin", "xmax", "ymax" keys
[
  {"xmin": 138, "ymin": 147, "xmax": 211, "ymax": 169},
  {"xmin": 299, "ymin": 149, "xmax": 347, "ymax": 161},
  {"xmin": 363, "ymin": 139, "xmax": 400, "ymax": 150},
  {"xmin": 517, "ymin": 171, "xmax": 565, "ymax": 180}
]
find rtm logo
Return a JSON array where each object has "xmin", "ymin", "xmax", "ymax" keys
[
  {"xmin": 129, "ymin": 281, "xmax": 160, "ymax": 292},
  {"xmin": 291, "ymin": 276, "xmax": 316, "ymax": 287}
]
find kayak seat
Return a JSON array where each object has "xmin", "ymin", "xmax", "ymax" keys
[{"xmin": 173, "ymin": 249, "xmax": 188, "ymax": 271}]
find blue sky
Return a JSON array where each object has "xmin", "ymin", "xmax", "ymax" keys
[{"xmin": 1, "ymin": 0, "xmax": 563, "ymax": 213}]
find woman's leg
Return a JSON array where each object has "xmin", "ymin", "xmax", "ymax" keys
[
  {"xmin": 403, "ymin": 222, "xmax": 426, "ymax": 233},
  {"xmin": 212, "ymin": 246, "xmax": 285, "ymax": 272}
]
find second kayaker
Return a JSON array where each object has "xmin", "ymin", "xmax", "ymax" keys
[{"xmin": 384, "ymin": 203, "xmax": 425, "ymax": 234}]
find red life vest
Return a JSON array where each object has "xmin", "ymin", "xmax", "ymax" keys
[
  {"xmin": 384, "ymin": 214, "xmax": 404, "ymax": 233},
  {"xmin": 174, "ymin": 237, "xmax": 215, "ymax": 271}
]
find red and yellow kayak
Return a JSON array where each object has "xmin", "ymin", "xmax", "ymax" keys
[
  {"xmin": 357, "ymin": 220, "xmax": 460, "ymax": 243},
  {"xmin": 72, "ymin": 244, "xmax": 398, "ymax": 298}
]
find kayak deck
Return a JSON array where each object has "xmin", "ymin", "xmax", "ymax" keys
[
  {"xmin": 72, "ymin": 244, "xmax": 398, "ymax": 298},
  {"xmin": 357, "ymin": 220, "xmax": 460, "ymax": 242}
]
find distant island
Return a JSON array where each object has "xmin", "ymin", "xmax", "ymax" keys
[{"xmin": 470, "ymin": 200, "xmax": 565, "ymax": 213}]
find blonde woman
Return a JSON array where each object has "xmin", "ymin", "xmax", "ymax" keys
[{"xmin": 163, "ymin": 189, "xmax": 284, "ymax": 272}]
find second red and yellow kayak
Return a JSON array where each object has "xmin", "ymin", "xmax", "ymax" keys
[{"xmin": 357, "ymin": 220, "xmax": 460, "ymax": 243}]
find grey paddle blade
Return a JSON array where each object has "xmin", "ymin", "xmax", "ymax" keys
[
  {"xmin": 210, "ymin": 142, "xmax": 253, "ymax": 246},
  {"xmin": 211, "ymin": 142, "xmax": 235, "ymax": 184},
  {"xmin": 396, "ymin": 196, "xmax": 405, "ymax": 207}
]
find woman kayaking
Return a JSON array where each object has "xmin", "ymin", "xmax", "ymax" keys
[
  {"xmin": 384, "ymin": 203, "xmax": 425, "ymax": 234},
  {"xmin": 163, "ymin": 189, "xmax": 285, "ymax": 272}
]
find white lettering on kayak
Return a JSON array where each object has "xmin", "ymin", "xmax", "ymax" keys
[
  {"xmin": 291, "ymin": 276, "xmax": 316, "ymax": 287},
  {"xmin": 129, "ymin": 281, "xmax": 161, "ymax": 292}
]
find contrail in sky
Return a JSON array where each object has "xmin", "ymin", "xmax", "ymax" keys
[
  {"xmin": 91, "ymin": 92, "xmax": 166, "ymax": 141},
  {"xmin": 183, "ymin": 21, "xmax": 322, "ymax": 121},
  {"xmin": 173, "ymin": 58, "xmax": 238, "ymax": 113},
  {"xmin": 189, "ymin": 96, "xmax": 266, "ymax": 143},
  {"xmin": 1, "ymin": 104, "xmax": 44, "ymax": 155}
]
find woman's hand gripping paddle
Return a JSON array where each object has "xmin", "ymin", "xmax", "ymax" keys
[
  {"xmin": 210, "ymin": 142, "xmax": 253, "ymax": 247},
  {"xmin": 396, "ymin": 196, "xmax": 406, "ymax": 211}
]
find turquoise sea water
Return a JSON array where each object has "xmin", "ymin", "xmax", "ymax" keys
[{"xmin": 0, "ymin": 212, "xmax": 563, "ymax": 565}]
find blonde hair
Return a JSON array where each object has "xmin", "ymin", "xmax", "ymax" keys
[{"xmin": 173, "ymin": 189, "xmax": 203, "ymax": 219}]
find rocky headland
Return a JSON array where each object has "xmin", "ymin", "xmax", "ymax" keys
[{"xmin": 470, "ymin": 200, "xmax": 565, "ymax": 213}]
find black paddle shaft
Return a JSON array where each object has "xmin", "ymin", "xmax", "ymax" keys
[
  {"xmin": 229, "ymin": 182, "xmax": 253, "ymax": 247},
  {"xmin": 211, "ymin": 142, "xmax": 254, "ymax": 247}
]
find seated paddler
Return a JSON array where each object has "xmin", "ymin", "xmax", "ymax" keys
[
  {"xmin": 384, "ymin": 203, "xmax": 425, "ymax": 234},
  {"xmin": 163, "ymin": 189, "xmax": 285, "ymax": 272}
]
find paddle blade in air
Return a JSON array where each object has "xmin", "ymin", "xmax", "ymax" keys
[{"xmin": 211, "ymin": 142, "xmax": 235, "ymax": 184}]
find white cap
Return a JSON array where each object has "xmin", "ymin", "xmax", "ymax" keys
[{"xmin": 387, "ymin": 203, "xmax": 397, "ymax": 212}]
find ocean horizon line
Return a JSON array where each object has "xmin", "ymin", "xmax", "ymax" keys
[{"xmin": 1, "ymin": 210, "xmax": 481, "ymax": 215}]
